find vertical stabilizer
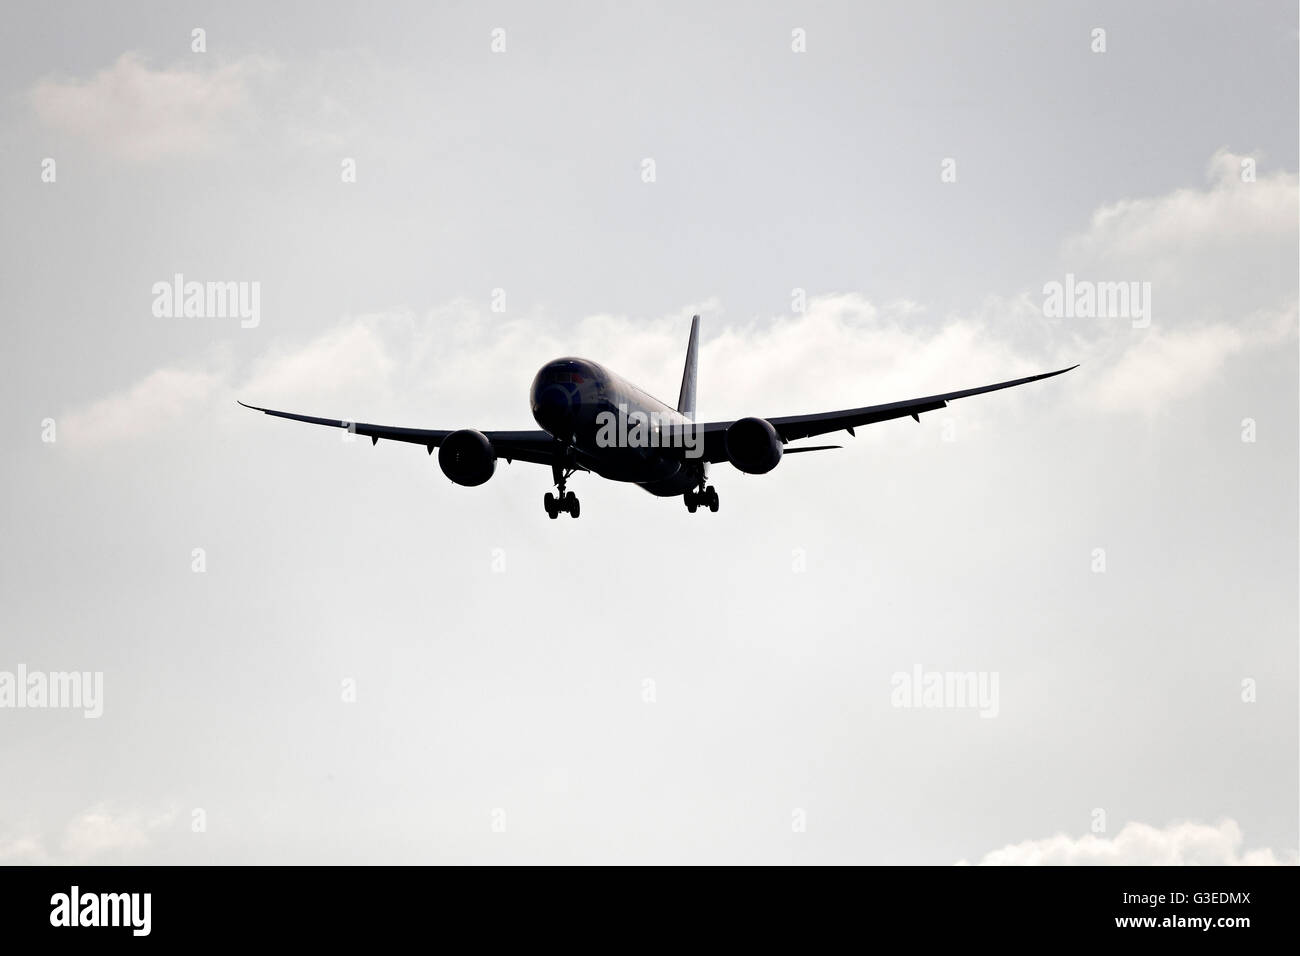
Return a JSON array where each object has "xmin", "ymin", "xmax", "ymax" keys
[{"xmin": 677, "ymin": 314, "xmax": 700, "ymax": 421}]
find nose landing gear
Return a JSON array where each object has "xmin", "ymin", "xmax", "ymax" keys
[
  {"xmin": 684, "ymin": 485, "xmax": 719, "ymax": 514},
  {"xmin": 545, "ymin": 459, "xmax": 581, "ymax": 519}
]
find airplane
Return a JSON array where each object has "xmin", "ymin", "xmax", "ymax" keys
[{"xmin": 240, "ymin": 315, "xmax": 1076, "ymax": 518}]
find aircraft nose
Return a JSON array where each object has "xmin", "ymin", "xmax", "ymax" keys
[{"xmin": 532, "ymin": 382, "xmax": 576, "ymax": 433}]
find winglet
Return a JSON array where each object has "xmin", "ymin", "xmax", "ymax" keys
[{"xmin": 676, "ymin": 315, "xmax": 700, "ymax": 422}]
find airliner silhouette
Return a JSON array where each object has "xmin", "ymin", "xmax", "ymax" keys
[{"xmin": 241, "ymin": 316, "xmax": 1075, "ymax": 518}]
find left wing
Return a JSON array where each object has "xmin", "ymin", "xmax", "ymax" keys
[
  {"xmin": 690, "ymin": 365, "xmax": 1077, "ymax": 463},
  {"xmin": 237, "ymin": 402, "xmax": 560, "ymax": 466}
]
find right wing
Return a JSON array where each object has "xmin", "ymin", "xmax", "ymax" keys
[
  {"xmin": 237, "ymin": 402, "xmax": 560, "ymax": 466},
  {"xmin": 690, "ymin": 365, "xmax": 1077, "ymax": 463}
]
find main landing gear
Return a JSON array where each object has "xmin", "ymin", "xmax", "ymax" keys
[
  {"xmin": 684, "ymin": 485, "xmax": 719, "ymax": 514},
  {"xmin": 544, "ymin": 489, "xmax": 580, "ymax": 519},
  {"xmin": 545, "ymin": 461, "xmax": 581, "ymax": 519}
]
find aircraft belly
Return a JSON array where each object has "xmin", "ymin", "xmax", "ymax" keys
[
  {"xmin": 578, "ymin": 444, "xmax": 685, "ymax": 487},
  {"xmin": 568, "ymin": 385, "xmax": 702, "ymax": 496},
  {"xmin": 636, "ymin": 471, "xmax": 699, "ymax": 497}
]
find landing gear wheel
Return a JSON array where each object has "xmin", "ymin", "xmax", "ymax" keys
[
  {"xmin": 684, "ymin": 491, "xmax": 698, "ymax": 513},
  {"xmin": 706, "ymin": 486, "xmax": 719, "ymax": 512},
  {"xmin": 548, "ymin": 455, "xmax": 582, "ymax": 520}
]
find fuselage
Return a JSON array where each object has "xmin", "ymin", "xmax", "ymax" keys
[{"xmin": 530, "ymin": 358, "xmax": 705, "ymax": 496}]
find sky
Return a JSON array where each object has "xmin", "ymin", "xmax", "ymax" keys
[{"xmin": 0, "ymin": 0, "xmax": 1296, "ymax": 864}]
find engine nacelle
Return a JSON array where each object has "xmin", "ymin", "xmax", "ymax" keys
[
  {"xmin": 725, "ymin": 417, "xmax": 783, "ymax": 474},
  {"xmin": 438, "ymin": 429, "xmax": 496, "ymax": 486}
]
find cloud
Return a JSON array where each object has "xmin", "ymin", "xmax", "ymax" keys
[
  {"xmin": 62, "ymin": 805, "xmax": 175, "ymax": 860},
  {"xmin": 243, "ymin": 319, "xmax": 398, "ymax": 407},
  {"xmin": 1055, "ymin": 149, "xmax": 1297, "ymax": 331},
  {"xmin": 27, "ymin": 49, "xmax": 394, "ymax": 162},
  {"xmin": 1044, "ymin": 149, "xmax": 1298, "ymax": 412},
  {"xmin": 29, "ymin": 52, "xmax": 277, "ymax": 161},
  {"xmin": 959, "ymin": 819, "xmax": 1295, "ymax": 866},
  {"xmin": 60, "ymin": 364, "xmax": 226, "ymax": 447},
  {"xmin": 1087, "ymin": 304, "xmax": 1294, "ymax": 413},
  {"xmin": 55, "ymin": 146, "xmax": 1298, "ymax": 445},
  {"xmin": 0, "ymin": 805, "xmax": 176, "ymax": 864},
  {"xmin": 64, "ymin": 295, "xmax": 1066, "ymax": 451},
  {"xmin": 1064, "ymin": 150, "xmax": 1296, "ymax": 277},
  {"xmin": 0, "ymin": 833, "xmax": 48, "ymax": 864}
]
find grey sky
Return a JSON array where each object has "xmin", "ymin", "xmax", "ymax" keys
[{"xmin": 0, "ymin": 1, "xmax": 1295, "ymax": 863}]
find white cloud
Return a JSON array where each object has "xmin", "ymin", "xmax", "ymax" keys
[
  {"xmin": 57, "ymin": 147, "xmax": 1298, "ymax": 445},
  {"xmin": 1056, "ymin": 150, "xmax": 1297, "ymax": 331},
  {"xmin": 1087, "ymin": 304, "xmax": 1294, "ymax": 413},
  {"xmin": 29, "ymin": 52, "xmax": 278, "ymax": 161},
  {"xmin": 0, "ymin": 833, "xmax": 48, "ymax": 864},
  {"xmin": 960, "ymin": 819, "xmax": 1295, "ymax": 866},
  {"xmin": 61, "ymin": 364, "xmax": 226, "ymax": 447},
  {"xmin": 28, "ymin": 293, "xmax": 1149, "ymax": 452},
  {"xmin": 27, "ymin": 49, "xmax": 395, "ymax": 163},
  {"xmin": 0, "ymin": 805, "xmax": 176, "ymax": 863},
  {"xmin": 243, "ymin": 319, "xmax": 398, "ymax": 408},
  {"xmin": 1065, "ymin": 150, "xmax": 1296, "ymax": 273},
  {"xmin": 1045, "ymin": 150, "xmax": 1298, "ymax": 412},
  {"xmin": 1088, "ymin": 324, "xmax": 1245, "ymax": 414},
  {"xmin": 62, "ymin": 805, "xmax": 175, "ymax": 860}
]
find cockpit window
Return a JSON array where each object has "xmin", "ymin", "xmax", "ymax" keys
[{"xmin": 544, "ymin": 369, "xmax": 585, "ymax": 384}]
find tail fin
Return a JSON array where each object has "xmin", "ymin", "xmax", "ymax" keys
[{"xmin": 677, "ymin": 314, "xmax": 700, "ymax": 421}]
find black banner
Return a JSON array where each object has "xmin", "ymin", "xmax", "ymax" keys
[{"xmin": 0, "ymin": 864, "xmax": 1291, "ymax": 943}]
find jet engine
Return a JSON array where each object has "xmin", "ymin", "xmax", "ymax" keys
[
  {"xmin": 725, "ymin": 417, "xmax": 783, "ymax": 474},
  {"xmin": 438, "ymin": 429, "xmax": 497, "ymax": 486}
]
